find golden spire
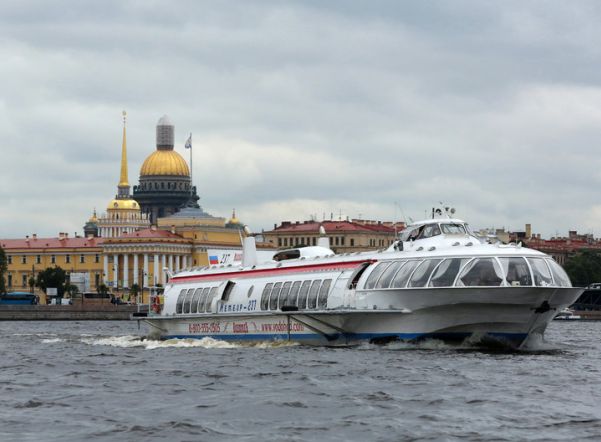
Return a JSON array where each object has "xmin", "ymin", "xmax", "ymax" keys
[{"xmin": 119, "ymin": 110, "xmax": 129, "ymax": 187}]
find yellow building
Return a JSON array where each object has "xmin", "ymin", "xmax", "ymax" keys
[{"xmin": 0, "ymin": 234, "xmax": 104, "ymax": 293}]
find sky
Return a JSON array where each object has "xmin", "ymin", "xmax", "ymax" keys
[{"xmin": 2, "ymin": 1, "xmax": 601, "ymax": 239}]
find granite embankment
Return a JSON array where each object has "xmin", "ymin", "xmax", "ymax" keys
[{"xmin": 0, "ymin": 304, "xmax": 141, "ymax": 320}]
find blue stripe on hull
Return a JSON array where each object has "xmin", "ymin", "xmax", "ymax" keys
[{"xmin": 162, "ymin": 331, "xmax": 528, "ymax": 346}]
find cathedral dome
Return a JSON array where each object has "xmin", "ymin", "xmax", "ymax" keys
[
  {"xmin": 140, "ymin": 150, "xmax": 190, "ymax": 177},
  {"xmin": 107, "ymin": 198, "xmax": 140, "ymax": 210}
]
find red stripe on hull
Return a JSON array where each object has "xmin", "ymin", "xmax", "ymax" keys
[{"xmin": 171, "ymin": 259, "xmax": 375, "ymax": 283}]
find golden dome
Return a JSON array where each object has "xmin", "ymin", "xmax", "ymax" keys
[
  {"xmin": 228, "ymin": 209, "xmax": 241, "ymax": 225},
  {"xmin": 140, "ymin": 150, "xmax": 190, "ymax": 177},
  {"xmin": 107, "ymin": 198, "xmax": 140, "ymax": 211}
]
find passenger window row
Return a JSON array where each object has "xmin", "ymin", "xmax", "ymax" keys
[
  {"xmin": 176, "ymin": 286, "xmax": 220, "ymax": 314},
  {"xmin": 260, "ymin": 279, "xmax": 332, "ymax": 311},
  {"xmin": 363, "ymin": 257, "xmax": 571, "ymax": 289}
]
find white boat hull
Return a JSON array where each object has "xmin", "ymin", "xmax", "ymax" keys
[{"xmin": 143, "ymin": 287, "xmax": 581, "ymax": 347}]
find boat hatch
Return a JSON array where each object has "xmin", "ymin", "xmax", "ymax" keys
[{"xmin": 273, "ymin": 249, "xmax": 301, "ymax": 261}]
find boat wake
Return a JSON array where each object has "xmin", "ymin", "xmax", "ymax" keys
[{"xmin": 79, "ymin": 335, "xmax": 299, "ymax": 350}]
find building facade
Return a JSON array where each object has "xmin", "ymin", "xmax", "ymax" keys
[
  {"xmin": 0, "ymin": 234, "xmax": 104, "ymax": 294},
  {"xmin": 263, "ymin": 219, "xmax": 405, "ymax": 253}
]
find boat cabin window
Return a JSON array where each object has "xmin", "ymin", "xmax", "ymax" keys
[
  {"xmin": 389, "ymin": 260, "xmax": 421, "ymax": 288},
  {"xmin": 499, "ymin": 257, "xmax": 532, "ymax": 287},
  {"xmin": 297, "ymin": 280, "xmax": 312, "ymax": 309},
  {"xmin": 428, "ymin": 258, "xmax": 470, "ymax": 287},
  {"xmin": 364, "ymin": 262, "xmax": 393, "ymax": 290},
  {"xmin": 307, "ymin": 280, "xmax": 321, "ymax": 309},
  {"xmin": 198, "ymin": 287, "xmax": 210, "ymax": 312},
  {"xmin": 279, "ymin": 282, "xmax": 292, "ymax": 309},
  {"xmin": 375, "ymin": 261, "xmax": 406, "ymax": 288},
  {"xmin": 176, "ymin": 289, "xmax": 186, "ymax": 314},
  {"xmin": 418, "ymin": 224, "xmax": 441, "ymax": 239},
  {"xmin": 191, "ymin": 288, "xmax": 203, "ymax": 313},
  {"xmin": 183, "ymin": 289, "xmax": 195, "ymax": 313},
  {"xmin": 408, "ymin": 259, "xmax": 442, "ymax": 287},
  {"xmin": 286, "ymin": 281, "xmax": 302, "ymax": 307},
  {"xmin": 399, "ymin": 225, "xmax": 423, "ymax": 242},
  {"xmin": 261, "ymin": 283, "xmax": 273, "ymax": 311},
  {"xmin": 527, "ymin": 258, "xmax": 553, "ymax": 287},
  {"xmin": 269, "ymin": 282, "xmax": 282, "ymax": 310},
  {"xmin": 456, "ymin": 258, "xmax": 503, "ymax": 287},
  {"xmin": 546, "ymin": 259, "xmax": 572, "ymax": 287},
  {"xmin": 205, "ymin": 287, "xmax": 219, "ymax": 312},
  {"xmin": 221, "ymin": 281, "xmax": 236, "ymax": 302},
  {"xmin": 440, "ymin": 223, "xmax": 466, "ymax": 235},
  {"xmin": 318, "ymin": 279, "xmax": 332, "ymax": 309}
]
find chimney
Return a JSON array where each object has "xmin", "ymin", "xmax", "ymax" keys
[{"xmin": 32, "ymin": 234, "xmax": 37, "ymax": 240}]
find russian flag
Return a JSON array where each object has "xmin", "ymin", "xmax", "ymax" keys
[{"xmin": 209, "ymin": 255, "xmax": 219, "ymax": 264}]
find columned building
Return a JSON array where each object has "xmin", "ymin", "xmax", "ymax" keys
[
  {"xmin": 101, "ymin": 227, "xmax": 192, "ymax": 289},
  {"xmin": 133, "ymin": 115, "xmax": 199, "ymax": 223},
  {"xmin": 95, "ymin": 111, "xmax": 150, "ymax": 237}
]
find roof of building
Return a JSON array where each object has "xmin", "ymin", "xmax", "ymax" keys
[
  {"xmin": 1, "ymin": 236, "xmax": 105, "ymax": 250},
  {"xmin": 107, "ymin": 198, "xmax": 140, "ymax": 211},
  {"xmin": 161, "ymin": 206, "xmax": 215, "ymax": 220},
  {"xmin": 116, "ymin": 228, "xmax": 183, "ymax": 239},
  {"xmin": 140, "ymin": 150, "xmax": 189, "ymax": 176},
  {"xmin": 265, "ymin": 220, "xmax": 397, "ymax": 234}
]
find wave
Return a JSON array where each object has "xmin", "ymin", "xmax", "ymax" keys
[
  {"xmin": 80, "ymin": 335, "xmax": 298, "ymax": 350},
  {"xmin": 41, "ymin": 338, "xmax": 63, "ymax": 343}
]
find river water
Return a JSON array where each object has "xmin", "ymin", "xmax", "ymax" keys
[{"xmin": 1, "ymin": 320, "xmax": 600, "ymax": 441}]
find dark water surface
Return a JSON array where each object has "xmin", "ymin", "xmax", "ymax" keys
[{"xmin": 1, "ymin": 320, "xmax": 600, "ymax": 441}]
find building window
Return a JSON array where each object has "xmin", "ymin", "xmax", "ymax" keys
[
  {"xmin": 350, "ymin": 238, "xmax": 355, "ymax": 247},
  {"xmin": 22, "ymin": 274, "xmax": 27, "ymax": 287},
  {"xmin": 36, "ymin": 255, "xmax": 41, "ymax": 264},
  {"xmin": 51, "ymin": 255, "xmax": 56, "ymax": 264},
  {"xmin": 21, "ymin": 256, "xmax": 27, "ymax": 264},
  {"xmin": 7, "ymin": 256, "xmax": 12, "ymax": 265},
  {"xmin": 278, "ymin": 238, "xmax": 282, "ymax": 247},
  {"xmin": 341, "ymin": 237, "xmax": 345, "ymax": 246},
  {"xmin": 335, "ymin": 237, "xmax": 339, "ymax": 246},
  {"xmin": 312, "ymin": 237, "xmax": 316, "ymax": 246},
  {"xmin": 80, "ymin": 255, "xmax": 85, "ymax": 264},
  {"xmin": 65, "ymin": 255, "xmax": 71, "ymax": 264},
  {"xmin": 8, "ymin": 274, "xmax": 12, "ymax": 287},
  {"xmin": 95, "ymin": 273, "xmax": 100, "ymax": 288},
  {"xmin": 95, "ymin": 254, "xmax": 100, "ymax": 263}
]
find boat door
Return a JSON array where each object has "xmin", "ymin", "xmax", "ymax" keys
[
  {"xmin": 342, "ymin": 262, "xmax": 371, "ymax": 307},
  {"xmin": 211, "ymin": 280, "xmax": 236, "ymax": 313}
]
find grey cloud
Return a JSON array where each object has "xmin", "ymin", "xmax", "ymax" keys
[{"xmin": 2, "ymin": 1, "xmax": 601, "ymax": 238}]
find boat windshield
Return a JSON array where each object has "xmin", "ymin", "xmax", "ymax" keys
[
  {"xmin": 399, "ymin": 224, "xmax": 441, "ymax": 241},
  {"xmin": 440, "ymin": 223, "xmax": 466, "ymax": 235}
]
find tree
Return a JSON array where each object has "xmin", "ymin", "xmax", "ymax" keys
[
  {"xmin": 0, "ymin": 246, "xmax": 7, "ymax": 295},
  {"xmin": 130, "ymin": 283, "xmax": 140, "ymax": 303},
  {"xmin": 97, "ymin": 284, "xmax": 109, "ymax": 296},
  {"xmin": 65, "ymin": 283, "xmax": 79, "ymax": 298},
  {"xmin": 36, "ymin": 267, "xmax": 67, "ymax": 296},
  {"xmin": 28, "ymin": 277, "xmax": 36, "ymax": 294},
  {"xmin": 564, "ymin": 250, "xmax": 601, "ymax": 287}
]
